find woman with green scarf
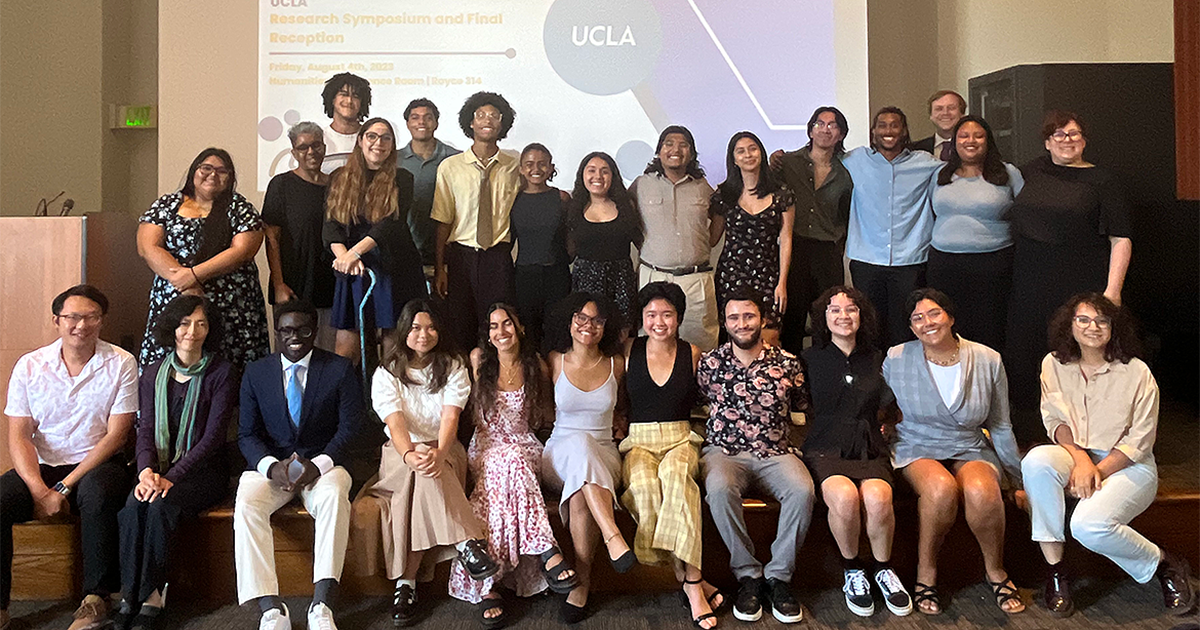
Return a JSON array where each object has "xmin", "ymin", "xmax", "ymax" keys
[{"xmin": 114, "ymin": 295, "xmax": 234, "ymax": 629}]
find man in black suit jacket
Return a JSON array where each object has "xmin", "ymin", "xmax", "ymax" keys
[
  {"xmin": 911, "ymin": 90, "xmax": 966, "ymax": 159},
  {"xmin": 233, "ymin": 300, "xmax": 364, "ymax": 630}
]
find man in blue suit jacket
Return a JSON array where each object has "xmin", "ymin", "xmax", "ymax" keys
[{"xmin": 233, "ymin": 300, "xmax": 363, "ymax": 630}]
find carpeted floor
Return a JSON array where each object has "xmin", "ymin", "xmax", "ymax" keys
[{"xmin": 8, "ymin": 577, "xmax": 1197, "ymax": 629}]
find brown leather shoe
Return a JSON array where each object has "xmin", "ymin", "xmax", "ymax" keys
[
  {"xmin": 1043, "ymin": 566, "xmax": 1074, "ymax": 618},
  {"xmin": 66, "ymin": 594, "xmax": 110, "ymax": 630}
]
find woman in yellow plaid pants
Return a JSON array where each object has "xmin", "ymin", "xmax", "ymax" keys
[{"xmin": 621, "ymin": 282, "xmax": 724, "ymax": 628}]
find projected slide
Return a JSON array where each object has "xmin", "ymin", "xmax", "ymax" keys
[{"xmin": 258, "ymin": 0, "xmax": 866, "ymax": 190}]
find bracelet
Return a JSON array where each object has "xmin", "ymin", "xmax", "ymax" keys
[
  {"xmin": 349, "ymin": 250, "xmax": 361, "ymax": 260},
  {"xmin": 402, "ymin": 449, "xmax": 415, "ymax": 462},
  {"xmin": 189, "ymin": 267, "xmax": 206, "ymax": 290}
]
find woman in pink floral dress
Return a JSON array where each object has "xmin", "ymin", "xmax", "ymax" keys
[{"xmin": 449, "ymin": 303, "xmax": 579, "ymax": 627}]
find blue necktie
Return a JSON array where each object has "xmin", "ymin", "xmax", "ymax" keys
[{"xmin": 286, "ymin": 364, "xmax": 303, "ymax": 427}]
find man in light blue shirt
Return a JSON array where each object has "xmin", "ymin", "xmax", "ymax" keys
[
  {"xmin": 843, "ymin": 107, "xmax": 942, "ymax": 346},
  {"xmin": 397, "ymin": 98, "xmax": 460, "ymax": 268}
]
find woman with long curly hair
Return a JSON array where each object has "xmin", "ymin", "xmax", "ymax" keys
[
  {"xmin": 447, "ymin": 303, "xmax": 579, "ymax": 626},
  {"xmin": 323, "ymin": 117, "xmax": 427, "ymax": 361}
]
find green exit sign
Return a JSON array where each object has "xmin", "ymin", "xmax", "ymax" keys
[{"xmin": 109, "ymin": 104, "xmax": 157, "ymax": 129}]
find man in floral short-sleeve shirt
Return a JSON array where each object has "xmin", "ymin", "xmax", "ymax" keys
[{"xmin": 698, "ymin": 290, "xmax": 815, "ymax": 624}]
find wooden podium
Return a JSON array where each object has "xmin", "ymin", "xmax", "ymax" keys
[{"xmin": 0, "ymin": 214, "xmax": 150, "ymax": 472}]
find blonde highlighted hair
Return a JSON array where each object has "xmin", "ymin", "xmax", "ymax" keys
[{"xmin": 325, "ymin": 117, "xmax": 400, "ymax": 226}]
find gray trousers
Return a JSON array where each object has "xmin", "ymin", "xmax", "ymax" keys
[{"xmin": 700, "ymin": 446, "xmax": 815, "ymax": 582}]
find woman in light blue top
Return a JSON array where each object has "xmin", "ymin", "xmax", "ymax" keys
[
  {"xmin": 883, "ymin": 288, "xmax": 1024, "ymax": 616},
  {"xmin": 926, "ymin": 116, "xmax": 1024, "ymax": 353}
]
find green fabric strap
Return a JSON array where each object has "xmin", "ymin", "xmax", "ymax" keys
[{"xmin": 154, "ymin": 351, "xmax": 211, "ymax": 472}]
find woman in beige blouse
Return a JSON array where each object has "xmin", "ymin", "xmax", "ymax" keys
[{"xmin": 1021, "ymin": 293, "xmax": 1193, "ymax": 617}]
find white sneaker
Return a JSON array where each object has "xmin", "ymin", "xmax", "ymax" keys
[
  {"xmin": 259, "ymin": 603, "xmax": 291, "ymax": 630},
  {"xmin": 874, "ymin": 567, "xmax": 913, "ymax": 616},
  {"xmin": 307, "ymin": 602, "xmax": 338, "ymax": 630},
  {"xmin": 843, "ymin": 568, "xmax": 875, "ymax": 617}
]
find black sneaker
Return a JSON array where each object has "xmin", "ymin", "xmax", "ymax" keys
[
  {"xmin": 765, "ymin": 578, "xmax": 803, "ymax": 623},
  {"xmin": 874, "ymin": 567, "xmax": 912, "ymax": 616},
  {"xmin": 1157, "ymin": 550, "xmax": 1197, "ymax": 615},
  {"xmin": 842, "ymin": 569, "xmax": 874, "ymax": 616},
  {"xmin": 392, "ymin": 583, "xmax": 418, "ymax": 627},
  {"xmin": 733, "ymin": 577, "xmax": 764, "ymax": 622}
]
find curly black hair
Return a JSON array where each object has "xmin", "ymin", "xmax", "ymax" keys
[
  {"xmin": 321, "ymin": 73, "xmax": 371, "ymax": 121},
  {"xmin": 1048, "ymin": 293, "xmax": 1141, "ymax": 364},
  {"xmin": 457, "ymin": 91, "xmax": 515, "ymax": 140},
  {"xmin": 544, "ymin": 292, "xmax": 624, "ymax": 357},
  {"xmin": 809, "ymin": 285, "xmax": 879, "ymax": 351},
  {"xmin": 151, "ymin": 295, "xmax": 224, "ymax": 352}
]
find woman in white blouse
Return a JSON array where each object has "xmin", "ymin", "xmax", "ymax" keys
[
  {"xmin": 352, "ymin": 299, "xmax": 499, "ymax": 627},
  {"xmin": 1022, "ymin": 293, "xmax": 1193, "ymax": 617}
]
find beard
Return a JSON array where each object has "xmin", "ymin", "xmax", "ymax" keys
[{"xmin": 730, "ymin": 327, "xmax": 762, "ymax": 350}]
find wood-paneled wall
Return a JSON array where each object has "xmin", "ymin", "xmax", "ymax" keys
[{"xmin": 1177, "ymin": 0, "xmax": 1199, "ymax": 200}]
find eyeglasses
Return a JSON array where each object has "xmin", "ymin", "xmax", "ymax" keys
[
  {"xmin": 197, "ymin": 164, "xmax": 231, "ymax": 177},
  {"xmin": 910, "ymin": 308, "xmax": 945, "ymax": 325},
  {"xmin": 826, "ymin": 305, "xmax": 859, "ymax": 316},
  {"xmin": 1073, "ymin": 315, "xmax": 1111, "ymax": 329},
  {"xmin": 572, "ymin": 312, "xmax": 607, "ymax": 328},
  {"xmin": 363, "ymin": 132, "xmax": 394, "ymax": 144},
  {"xmin": 57, "ymin": 313, "xmax": 101, "ymax": 325},
  {"xmin": 812, "ymin": 120, "xmax": 840, "ymax": 131},
  {"xmin": 276, "ymin": 326, "xmax": 315, "ymax": 338},
  {"xmin": 292, "ymin": 142, "xmax": 324, "ymax": 154},
  {"xmin": 1050, "ymin": 130, "xmax": 1083, "ymax": 142},
  {"xmin": 473, "ymin": 111, "xmax": 503, "ymax": 122}
]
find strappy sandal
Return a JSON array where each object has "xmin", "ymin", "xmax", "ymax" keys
[
  {"xmin": 539, "ymin": 546, "xmax": 580, "ymax": 594},
  {"xmin": 477, "ymin": 596, "xmax": 506, "ymax": 629},
  {"xmin": 988, "ymin": 577, "xmax": 1026, "ymax": 614},
  {"xmin": 913, "ymin": 582, "xmax": 942, "ymax": 615},
  {"xmin": 681, "ymin": 578, "xmax": 719, "ymax": 628}
]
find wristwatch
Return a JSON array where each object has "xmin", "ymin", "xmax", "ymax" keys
[{"xmin": 52, "ymin": 481, "xmax": 72, "ymax": 497}]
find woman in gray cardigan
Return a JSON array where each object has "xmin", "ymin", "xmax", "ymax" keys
[{"xmin": 882, "ymin": 288, "xmax": 1023, "ymax": 616}]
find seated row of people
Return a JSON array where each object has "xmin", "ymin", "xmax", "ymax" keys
[{"xmin": 0, "ymin": 283, "xmax": 1190, "ymax": 630}]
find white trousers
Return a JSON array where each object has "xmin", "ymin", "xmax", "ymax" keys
[
  {"xmin": 233, "ymin": 467, "xmax": 352, "ymax": 604},
  {"xmin": 1022, "ymin": 444, "xmax": 1161, "ymax": 583},
  {"xmin": 638, "ymin": 266, "xmax": 719, "ymax": 351}
]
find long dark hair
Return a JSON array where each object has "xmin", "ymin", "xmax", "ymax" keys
[
  {"xmin": 1048, "ymin": 293, "xmax": 1141, "ymax": 364},
  {"xmin": 382, "ymin": 298, "xmax": 462, "ymax": 393},
  {"xmin": 809, "ymin": 285, "xmax": 878, "ymax": 351},
  {"xmin": 569, "ymin": 152, "xmax": 643, "ymax": 247},
  {"xmin": 937, "ymin": 115, "xmax": 1010, "ymax": 187},
  {"xmin": 544, "ymin": 292, "xmax": 624, "ymax": 357},
  {"xmin": 717, "ymin": 131, "xmax": 781, "ymax": 206},
  {"xmin": 326, "ymin": 117, "xmax": 400, "ymax": 226},
  {"xmin": 643, "ymin": 125, "xmax": 705, "ymax": 179},
  {"xmin": 472, "ymin": 303, "xmax": 554, "ymax": 431},
  {"xmin": 181, "ymin": 148, "xmax": 237, "ymax": 264}
]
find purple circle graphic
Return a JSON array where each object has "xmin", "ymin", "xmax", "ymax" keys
[
  {"xmin": 258, "ymin": 116, "xmax": 283, "ymax": 141},
  {"xmin": 284, "ymin": 109, "xmax": 301, "ymax": 125}
]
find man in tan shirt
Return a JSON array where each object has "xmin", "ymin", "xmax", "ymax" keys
[{"xmin": 430, "ymin": 92, "xmax": 520, "ymax": 350}]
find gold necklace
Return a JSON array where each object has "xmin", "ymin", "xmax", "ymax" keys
[
  {"xmin": 571, "ymin": 351, "xmax": 604, "ymax": 372},
  {"xmin": 499, "ymin": 360, "xmax": 520, "ymax": 386},
  {"xmin": 925, "ymin": 343, "xmax": 960, "ymax": 367}
]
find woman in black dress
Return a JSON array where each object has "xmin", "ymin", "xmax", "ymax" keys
[
  {"xmin": 567, "ymin": 152, "xmax": 644, "ymax": 337},
  {"xmin": 712, "ymin": 131, "xmax": 794, "ymax": 346},
  {"xmin": 800, "ymin": 286, "xmax": 911, "ymax": 618},
  {"xmin": 1004, "ymin": 111, "xmax": 1132, "ymax": 424},
  {"xmin": 511, "ymin": 143, "xmax": 571, "ymax": 350},
  {"xmin": 324, "ymin": 117, "xmax": 428, "ymax": 361}
]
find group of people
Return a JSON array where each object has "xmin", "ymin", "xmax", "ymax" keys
[{"xmin": 0, "ymin": 72, "xmax": 1192, "ymax": 630}]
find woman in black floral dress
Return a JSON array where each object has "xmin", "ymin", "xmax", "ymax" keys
[
  {"xmin": 136, "ymin": 148, "xmax": 270, "ymax": 374},
  {"xmin": 712, "ymin": 131, "xmax": 795, "ymax": 344}
]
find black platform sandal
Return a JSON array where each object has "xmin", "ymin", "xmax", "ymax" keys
[
  {"xmin": 477, "ymin": 596, "xmax": 506, "ymax": 629},
  {"xmin": 539, "ymin": 546, "xmax": 580, "ymax": 594},
  {"xmin": 988, "ymin": 577, "xmax": 1026, "ymax": 614},
  {"xmin": 604, "ymin": 533, "xmax": 636, "ymax": 573},
  {"xmin": 913, "ymin": 582, "xmax": 942, "ymax": 615},
  {"xmin": 681, "ymin": 578, "xmax": 720, "ymax": 628}
]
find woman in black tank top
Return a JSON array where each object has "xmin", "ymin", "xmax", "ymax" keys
[{"xmin": 620, "ymin": 282, "xmax": 723, "ymax": 628}]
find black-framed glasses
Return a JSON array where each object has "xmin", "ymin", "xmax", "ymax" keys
[
  {"xmin": 197, "ymin": 164, "xmax": 231, "ymax": 177},
  {"xmin": 276, "ymin": 326, "xmax": 315, "ymax": 338},
  {"xmin": 363, "ymin": 132, "xmax": 394, "ymax": 144},
  {"xmin": 1050, "ymin": 130, "xmax": 1083, "ymax": 142},
  {"xmin": 1073, "ymin": 315, "xmax": 1111, "ymax": 329},
  {"xmin": 292, "ymin": 142, "xmax": 324, "ymax": 154},
  {"xmin": 572, "ymin": 312, "xmax": 607, "ymax": 328}
]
